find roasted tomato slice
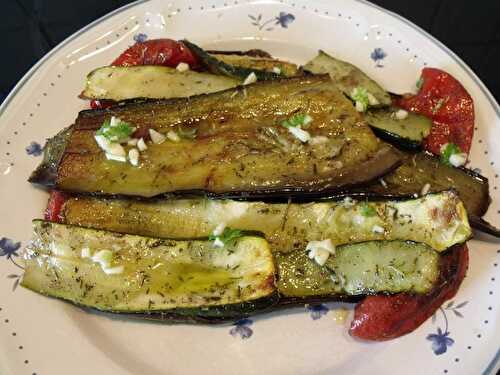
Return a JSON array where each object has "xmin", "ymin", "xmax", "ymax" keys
[
  {"xmin": 350, "ymin": 244, "xmax": 469, "ymax": 341},
  {"xmin": 111, "ymin": 39, "xmax": 199, "ymax": 68},
  {"xmin": 45, "ymin": 190, "xmax": 68, "ymax": 223},
  {"xmin": 396, "ymin": 68, "xmax": 474, "ymax": 155}
]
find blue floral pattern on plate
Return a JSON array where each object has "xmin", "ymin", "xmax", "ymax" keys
[
  {"xmin": 370, "ymin": 48, "xmax": 387, "ymax": 68},
  {"xmin": 307, "ymin": 304, "xmax": 329, "ymax": 320},
  {"xmin": 229, "ymin": 318, "xmax": 253, "ymax": 339},
  {"xmin": 249, "ymin": 12, "xmax": 295, "ymax": 31},
  {"xmin": 133, "ymin": 33, "xmax": 148, "ymax": 43},
  {"xmin": 427, "ymin": 300, "xmax": 467, "ymax": 355},
  {"xmin": 25, "ymin": 141, "xmax": 42, "ymax": 156},
  {"xmin": 1, "ymin": 237, "xmax": 23, "ymax": 290}
]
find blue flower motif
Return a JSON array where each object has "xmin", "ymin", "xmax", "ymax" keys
[
  {"xmin": 0, "ymin": 238, "xmax": 21, "ymax": 259},
  {"xmin": 229, "ymin": 318, "xmax": 253, "ymax": 339},
  {"xmin": 25, "ymin": 141, "xmax": 43, "ymax": 156},
  {"xmin": 426, "ymin": 327, "xmax": 454, "ymax": 355},
  {"xmin": 370, "ymin": 48, "xmax": 387, "ymax": 68},
  {"xmin": 307, "ymin": 304, "xmax": 329, "ymax": 320},
  {"xmin": 275, "ymin": 12, "xmax": 295, "ymax": 28},
  {"xmin": 133, "ymin": 33, "xmax": 148, "ymax": 43}
]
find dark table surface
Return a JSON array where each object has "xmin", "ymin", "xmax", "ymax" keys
[{"xmin": 2, "ymin": 0, "xmax": 499, "ymax": 103}]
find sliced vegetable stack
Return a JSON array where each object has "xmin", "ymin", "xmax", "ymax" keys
[{"xmin": 23, "ymin": 38, "xmax": 497, "ymax": 342}]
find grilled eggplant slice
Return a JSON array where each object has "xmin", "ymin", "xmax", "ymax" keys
[
  {"xmin": 364, "ymin": 107, "xmax": 432, "ymax": 149},
  {"xmin": 362, "ymin": 152, "xmax": 490, "ymax": 218},
  {"xmin": 22, "ymin": 220, "xmax": 277, "ymax": 321},
  {"xmin": 303, "ymin": 50, "xmax": 391, "ymax": 106},
  {"xmin": 81, "ymin": 66, "xmax": 240, "ymax": 101},
  {"xmin": 29, "ymin": 75, "xmax": 401, "ymax": 198},
  {"xmin": 59, "ymin": 191, "xmax": 470, "ymax": 252}
]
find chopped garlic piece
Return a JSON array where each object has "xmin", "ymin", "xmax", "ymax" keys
[
  {"xmin": 272, "ymin": 66, "xmax": 281, "ymax": 74},
  {"xmin": 95, "ymin": 134, "xmax": 126, "ymax": 157},
  {"xmin": 105, "ymin": 153, "xmax": 127, "ymax": 162},
  {"xmin": 367, "ymin": 92, "xmax": 379, "ymax": 106},
  {"xmin": 288, "ymin": 126, "xmax": 311, "ymax": 143},
  {"xmin": 342, "ymin": 196, "xmax": 356, "ymax": 208},
  {"xmin": 306, "ymin": 239, "xmax": 336, "ymax": 266},
  {"xmin": 449, "ymin": 153, "xmax": 467, "ymax": 167},
  {"xmin": 167, "ymin": 130, "xmax": 181, "ymax": 142},
  {"xmin": 102, "ymin": 265, "xmax": 124, "ymax": 275},
  {"xmin": 176, "ymin": 62, "xmax": 190, "ymax": 72},
  {"xmin": 421, "ymin": 183, "xmax": 431, "ymax": 196},
  {"xmin": 355, "ymin": 101, "xmax": 366, "ymax": 112},
  {"xmin": 372, "ymin": 225, "xmax": 385, "ymax": 234},
  {"xmin": 92, "ymin": 250, "xmax": 113, "ymax": 268},
  {"xmin": 137, "ymin": 137, "xmax": 147, "ymax": 151},
  {"xmin": 109, "ymin": 116, "xmax": 120, "ymax": 127},
  {"xmin": 128, "ymin": 148, "xmax": 139, "ymax": 166},
  {"xmin": 213, "ymin": 223, "xmax": 226, "ymax": 236},
  {"xmin": 149, "ymin": 129, "xmax": 166, "ymax": 144},
  {"xmin": 379, "ymin": 178, "xmax": 388, "ymax": 188},
  {"xmin": 81, "ymin": 247, "xmax": 91, "ymax": 258},
  {"xmin": 243, "ymin": 72, "xmax": 257, "ymax": 85},
  {"xmin": 213, "ymin": 237, "xmax": 225, "ymax": 248},
  {"xmin": 394, "ymin": 109, "xmax": 408, "ymax": 120},
  {"xmin": 127, "ymin": 138, "xmax": 138, "ymax": 146}
]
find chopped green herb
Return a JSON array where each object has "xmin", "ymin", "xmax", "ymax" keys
[
  {"xmin": 209, "ymin": 227, "xmax": 243, "ymax": 246},
  {"xmin": 96, "ymin": 116, "xmax": 135, "ymax": 143},
  {"xmin": 440, "ymin": 143, "xmax": 462, "ymax": 166},
  {"xmin": 360, "ymin": 202, "xmax": 376, "ymax": 217},
  {"xmin": 351, "ymin": 87, "xmax": 369, "ymax": 112},
  {"xmin": 416, "ymin": 77, "xmax": 424, "ymax": 90},
  {"xmin": 281, "ymin": 113, "xmax": 313, "ymax": 128}
]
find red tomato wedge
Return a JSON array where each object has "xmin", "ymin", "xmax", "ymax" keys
[
  {"xmin": 396, "ymin": 68, "xmax": 474, "ymax": 155},
  {"xmin": 350, "ymin": 244, "xmax": 469, "ymax": 341},
  {"xmin": 44, "ymin": 191, "xmax": 68, "ymax": 223},
  {"xmin": 111, "ymin": 39, "xmax": 199, "ymax": 68}
]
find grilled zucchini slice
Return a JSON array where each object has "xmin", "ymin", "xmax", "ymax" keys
[
  {"xmin": 22, "ymin": 220, "xmax": 277, "ymax": 320},
  {"xmin": 81, "ymin": 65, "xmax": 240, "ymax": 101},
  {"xmin": 60, "ymin": 191, "xmax": 470, "ymax": 252},
  {"xmin": 277, "ymin": 240, "xmax": 439, "ymax": 297},
  {"xmin": 364, "ymin": 107, "xmax": 432, "ymax": 149}
]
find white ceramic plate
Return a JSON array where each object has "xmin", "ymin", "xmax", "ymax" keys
[{"xmin": 0, "ymin": 1, "xmax": 498, "ymax": 374}]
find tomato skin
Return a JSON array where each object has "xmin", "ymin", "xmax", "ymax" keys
[
  {"xmin": 44, "ymin": 191, "xmax": 68, "ymax": 223},
  {"xmin": 350, "ymin": 244, "xmax": 469, "ymax": 341},
  {"xmin": 396, "ymin": 68, "xmax": 474, "ymax": 155},
  {"xmin": 90, "ymin": 99, "xmax": 116, "ymax": 110},
  {"xmin": 111, "ymin": 39, "xmax": 199, "ymax": 68}
]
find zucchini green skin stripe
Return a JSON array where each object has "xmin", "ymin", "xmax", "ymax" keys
[{"xmin": 61, "ymin": 191, "xmax": 471, "ymax": 252}]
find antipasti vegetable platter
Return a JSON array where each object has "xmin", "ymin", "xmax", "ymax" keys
[{"xmin": 0, "ymin": 0, "xmax": 499, "ymax": 374}]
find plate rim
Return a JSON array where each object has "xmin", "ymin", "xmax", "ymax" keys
[{"xmin": 0, "ymin": 0, "xmax": 498, "ymax": 373}]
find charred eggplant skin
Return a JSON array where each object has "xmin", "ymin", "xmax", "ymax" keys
[{"xmin": 29, "ymin": 75, "xmax": 401, "ymax": 198}]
